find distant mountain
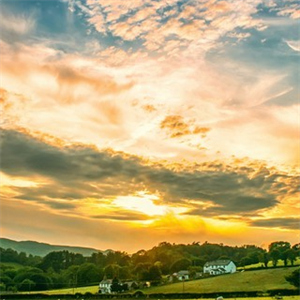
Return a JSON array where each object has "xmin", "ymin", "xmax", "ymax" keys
[{"xmin": 0, "ymin": 238, "xmax": 111, "ymax": 257}]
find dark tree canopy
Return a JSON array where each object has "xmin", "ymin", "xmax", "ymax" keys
[{"xmin": 285, "ymin": 268, "xmax": 300, "ymax": 288}]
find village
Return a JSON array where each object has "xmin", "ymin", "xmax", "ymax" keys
[{"xmin": 98, "ymin": 259, "xmax": 237, "ymax": 294}]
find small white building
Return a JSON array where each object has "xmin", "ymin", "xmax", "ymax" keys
[
  {"xmin": 99, "ymin": 279, "xmax": 112, "ymax": 294},
  {"xmin": 176, "ymin": 270, "xmax": 190, "ymax": 281},
  {"xmin": 203, "ymin": 260, "xmax": 236, "ymax": 275}
]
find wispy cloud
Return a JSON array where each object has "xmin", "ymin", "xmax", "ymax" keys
[{"xmin": 285, "ymin": 39, "xmax": 300, "ymax": 51}]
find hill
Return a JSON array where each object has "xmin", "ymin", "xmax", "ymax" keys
[
  {"xmin": 146, "ymin": 267, "xmax": 299, "ymax": 294},
  {"xmin": 0, "ymin": 238, "xmax": 110, "ymax": 257}
]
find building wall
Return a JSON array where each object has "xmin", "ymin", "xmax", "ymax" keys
[{"xmin": 203, "ymin": 261, "xmax": 236, "ymax": 275}]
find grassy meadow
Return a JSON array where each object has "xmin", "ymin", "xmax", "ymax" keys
[
  {"xmin": 237, "ymin": 258, "xmax": 300, "ymax": 270},
  {"xmin": 145, "ymin": 267, "xmax": 299, "ymax": 294}
]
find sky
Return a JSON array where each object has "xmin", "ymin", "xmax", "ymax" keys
[{"xmin": 0, "ymin": 0, "xmax": 299, "ymax": 253}]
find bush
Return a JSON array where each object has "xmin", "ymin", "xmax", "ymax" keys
[
  {"xmin": 133, "ymin": 290, "xmax": 145, "ymax": 298},
  {"xmin": 285, "ymin": 268, "xmax": 300, "ymax": 288},
  {"xmin": 18, "ymin": 279, "xmax": 36, "ymax": 291}
]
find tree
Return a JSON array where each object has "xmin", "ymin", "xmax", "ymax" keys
[
  {"xmin": 104, "ymin": 264, "xmax": 120, "ymax": 279},
  {"xmin": 89, "ymin": 252, "xmax": 106, "ymax": 267},
  {"xmin": 240, "ymin": 256, "xmax": 253, "ymax": 267},
  {"xmin": 39, "ymin": 251, "xmax": 65, "ymax": 272},
  {"xmin": 292, "ymin": 243, "xmax": 300, "ymax": 256},
  {"xmin": 13, "ymin": 267, "xmax": 52, "ymax": 291},
  {"xmin": 170, "ymin": 258, "xmax": 192, "ymax": 273},
  {"xmin": 269, "ymin": 249, "xmax": 280, "ymax": 267},
  {"xmin": 61, "ymin": 265, "xmax": 79, "ymax": 288},
  {"xmin": 287, "ymin": 249, "xmax": 297, "ymax": 266},
  {"xmin": 259, "ymin": 251, "xmax": 269, "ymax": 268},
  {"xmin": 0, "ymin": 275, "xmax": 13, "ymax": 290},
  {"xmin": 119, "ymin": 266, "xmax": 130, "ymax": 280},
  {"xmin": 134, "ymin": 263, "xmax": 151, "ymax": 281},
  {"xmin": 110, "ymin": 277, "xmax": 121, "ymax": 293},
  {"xmin": 29, "ymin": 273, "xmax": 52, "ymax": 290},
  {"xmin": 146, "ymin": 265, "xmax": 162, "ymax": 282},
  {"xmin": 269, "ymin": 241, "xmax": 291, "ymax": 267},
  {"xmin": 77, "ymin": 263, "xmax": 102, "ymax": 286},
  {"xmin": 285, "ymin": 268, "xmax": 300, "ymax": 288},
  {"xmin": 18, "ymin": 279, "xmax": 35, "ymax": 291},
  {"xmin": 0, "ymin": 283, "xmax": 6, "ymax": 292},
  {"xmin": 269, "ymin": 241, "xmax": 291, "ymax": 253}
]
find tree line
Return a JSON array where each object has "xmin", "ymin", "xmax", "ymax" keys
[{"xmin": 0, "ymin": 241, "xmax": 299, "ymax": 292}]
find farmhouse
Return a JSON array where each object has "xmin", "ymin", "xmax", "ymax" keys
[
  {"xmin": 203, "ymin": 259, "xmax": 236, "ymax": 275},
  {"xmin": 176, "ymin": 270, "xmax": 190, "ymax": 281},
  {"xmin": 98, "ymin": 279, "xmax": 112, "ymax": 294}
]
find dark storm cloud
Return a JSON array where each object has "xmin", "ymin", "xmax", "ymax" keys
[
  {"xmin": 250, "ymin": 218, "xmax": 300, "ymax": 230},
  {"xmin": 1, "ymin": 128, "xmax": 298, "ymax": 217}
]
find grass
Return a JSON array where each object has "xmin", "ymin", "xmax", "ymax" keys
[
  {"xmin": 29, "ymin": 285, "xmax": 99, "ymax": 295},
  {"xmin": 237, "ymin": 258, "xmax": 300, "ymax": 270},
  {"xmin": 8, "ymin": 296, "xmax": 299, "ymax": 300},
  {"xmin": 145, "ymin": 267, "xmax": 299, "ymax": 294}
]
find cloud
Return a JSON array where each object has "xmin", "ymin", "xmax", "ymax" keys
[
  {"xmin": 250, "ymin": 218, "xmax": 300, "ymax": 230},
  {"xmin": 160, "ymin": 115, "xmax": 210, "ymax": 138},
  {"xmin": 0, "ymin": 10, "xmax": 36, "ymax": 43},
  {"xmin": 0, "ymin": 129, "xmax": 141, "ymax": 183},
  {"xmin": 92, "ymin": 211, "xmax": 151, "ymax": 221},
  {"xmin": 160, "ymin": 115, "xmax": 191, "ymax": 138},
  {"xmin": 2, "ymin": 128, "xmax": 298, "ymax": 220},
  {"xmin": 285, "ymin": 40, "xmax": 300, "ymax": 51},
  {"xmin": 71, "ymin": 0, "xmax": 265, "ymax": 59},
  {"xmin": 277, "ymin": 7, "xmax": 300, "ymax": 19}
]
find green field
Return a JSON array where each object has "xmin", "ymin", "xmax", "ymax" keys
[
  {"xmin": 237, "ymin": 258, "xmax": 300, "ymax": 270},
  {"xmin": 146, "ymin": 267, "xmax": 299, "ymax": 294},
  {"xmin": 30, "ymin": 285, "xmax": 100, "ymax": 295}
]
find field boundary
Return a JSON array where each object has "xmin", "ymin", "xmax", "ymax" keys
[{"xmin": 1, "ymin": 289, "xmax": 299, "ymax": 300}]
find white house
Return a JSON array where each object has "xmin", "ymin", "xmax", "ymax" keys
[
  {"xmin": 176, "ymin": 270, "xmax": 190, "ymax": 281},
  {"xmin": 99, "ymin": 279, "xmax": 112, "ymax": 294},
  {"xmin": 203, "ymin": 260, "xmax": 236, "ymax": 275}
]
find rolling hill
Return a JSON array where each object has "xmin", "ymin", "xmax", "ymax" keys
[
  {"xmin": 0, "ymin": 238, "xmax": 111, "ymax": 257},
  {"xmin": 146, "ymin": 267, "xmax": 299, "ymax": 294}
]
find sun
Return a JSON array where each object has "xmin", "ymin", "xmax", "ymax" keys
[
  {"xmin": 113, "ymin": 192, "xmax": 168, "ymax": 217},
  {"xmin": 112, "ymin": 191, "xmax": 189, "ymax": 218}
]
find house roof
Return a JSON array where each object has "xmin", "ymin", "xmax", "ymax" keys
[
  {"xmin": 204, "ymin": 260, "xmax": 232, "ymax": 267},
  {"xmin": 124, "ymin": 281, "xmax": 138, "ymax": 287},
  {"xmin": 99, "ymin": 279, "xmax": 112, "ymax": 285},
  {"xmin": 177, "ymin": 270, "xmax": 189, "ymax": 276}
]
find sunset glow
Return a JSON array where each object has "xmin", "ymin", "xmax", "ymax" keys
[{"xmin": 0, "ymin": 0, "xmax": 299, "ymax": 252}]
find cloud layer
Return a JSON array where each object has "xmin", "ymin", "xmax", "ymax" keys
[
  {"xmin": 0, "ymin": 0, "xmax": 299, "ymax": 250},
  {"xmin": 1, "ymin": 129, "xmax": 299, "ymax": 222}
]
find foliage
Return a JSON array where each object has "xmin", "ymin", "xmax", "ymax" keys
[
  {"xmin": 77, "ymin": 263, "xmax": 102, "ymax": 285},
  {"xmin": 285, "ymin": 268, "xmax": 300, "ymax": 288},
  {"xmin": 0, "ymin": 240, "xmax": 299, "ymax": 292},
  {"xmin": 18, "ymin": 279, "xmax": 36, "ymax": 291},
  {"xmin": 171, "ymin": 258, "xmax": 192, "ymax": 272}
]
